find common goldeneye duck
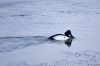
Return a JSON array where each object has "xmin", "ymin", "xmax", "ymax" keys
[{"xmin": 48, "ymin": 30, "xmax": 74, "ymax": 41}]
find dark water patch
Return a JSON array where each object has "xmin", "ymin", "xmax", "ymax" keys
[
  {"xmin": 0, "ymin": 14, "xmax": 30, "ymax": 18},
  {"xmin": 0, "ymin": 36, "xmax": 47, "ymax": 53},
  {"xmin": 10, "ymin": 14, "xmax": 30, "ymax": 17},
  {"xmin": 95, "ymin": 12, "xmax": 100, "ymax": 14},
  {"xmin": 0, "ymin": 15, "xmax": 5, "ymax": 18}
]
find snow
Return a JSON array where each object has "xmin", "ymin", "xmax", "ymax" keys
[{"xmin": 0, "ymin": 0, "xmax": 100, "ymax": 66}]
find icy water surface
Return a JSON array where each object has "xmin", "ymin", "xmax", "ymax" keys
[{"xmin": 0, "ymin": 0, "xmax": 100, "ymax": 66}]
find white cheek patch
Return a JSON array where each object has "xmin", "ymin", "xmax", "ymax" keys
[{"xmin": 69, "ymin": 34, "xmax": 71, "ymax": 36}]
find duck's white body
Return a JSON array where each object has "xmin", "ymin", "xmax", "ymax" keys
[{"xmin": 53, "ymin": 35, "xmax": 69, "ymax": 40}]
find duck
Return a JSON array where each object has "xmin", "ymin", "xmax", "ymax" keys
[{"xmin": 48, "ymin": 30, "xmax": 74, "ymax": 41}]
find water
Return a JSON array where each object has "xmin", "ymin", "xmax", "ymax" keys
[
  {"xmin": 0, "ymin": 0, "xmax": 100, "ymax": 66},
  {"xmin": 0, "ymin": 36, "xmax": 48, "ymax": 52}
]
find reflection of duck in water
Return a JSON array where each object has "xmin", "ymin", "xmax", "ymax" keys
[
  {"xmin": 65, "ymin": 37, "xmax": 73, "ymax": 47},
  {"xmin": 48, "ymin": 30, "xmax": 75, "ymax": 47}
]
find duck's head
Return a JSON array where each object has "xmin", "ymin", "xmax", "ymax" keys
[{"xmin": 64, "ymin": 30, "xmax": 74, "ymax": 38}]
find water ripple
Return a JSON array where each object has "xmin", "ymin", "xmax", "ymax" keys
[{"xmin": 0, "ymin": 36, "xmax": 47, "ymax": 53}]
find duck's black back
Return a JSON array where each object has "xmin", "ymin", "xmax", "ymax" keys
[{"xmin": 48, "ymin": 34, "xmax": 63, "ymax": 40}]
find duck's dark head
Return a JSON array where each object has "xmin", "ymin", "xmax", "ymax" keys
[{"xmin": 64, "ymin": 30, "xmax": 74, "ymax": 38}]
